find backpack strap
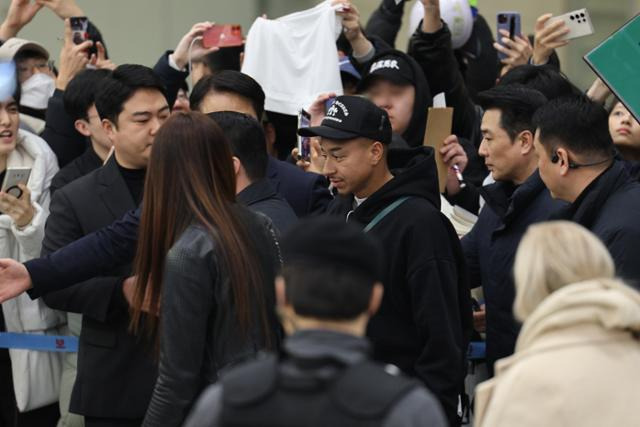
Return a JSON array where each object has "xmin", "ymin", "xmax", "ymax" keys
[{"xmin": 363, "ymin": 197, "xmax": 411, "ymax": 233}]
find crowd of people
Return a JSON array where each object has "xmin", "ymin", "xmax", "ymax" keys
[{"xmin": 0, "ymin": 0, "xmax": 638, "ymax": 426}]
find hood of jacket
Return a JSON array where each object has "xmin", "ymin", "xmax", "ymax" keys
[
  {"xmin": 365, "ymin": 49, "xmax": 431, "ymax": 148},
  {"xmin": 350, "ymin": 146, "xmax": 440, "ymax": 224}
]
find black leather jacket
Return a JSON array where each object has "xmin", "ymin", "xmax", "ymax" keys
[{"xmin": 143, "ymin": 206, "xmax": 282, "ymax": 426}]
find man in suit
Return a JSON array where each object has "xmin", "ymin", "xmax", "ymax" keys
[
  {"xmin": 189, "ymin": 70, "xmax": 332, "ymax": 217},
  {"xmin": 41, "ymin": 65, "xmax": 170, "ymax": 427}
]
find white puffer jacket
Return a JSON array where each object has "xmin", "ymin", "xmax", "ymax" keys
[{"xmin": 0, "ymin": 129, "xmax": 64, "ymax": 412}]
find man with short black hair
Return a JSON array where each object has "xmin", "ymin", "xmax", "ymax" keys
[
  {"xmin": 300, "ymin": 95, "xmax": 471, "ymax": 426},
  {"xmin": 208, "ymin": 111, "xmax": 297, "ymax": 233},
  {"xmin": 533, "ymin": 95, "xmax": 640, "ymax": 288},
  {"xmin": 190, "ymin": 70, "xmax": 331, "ymax": 217},
  {"xmin": 460, "ymin": 84, "xmax": 565, "ymax": 375},
  {"xmin": 184, "ymin": 217, "xmax": 447, "ymax": 427},
  {"xmin": 50, "ymin": 69, "xmax": 112, "ymax": 194},
  {"xmin": 41, "ymin": 64, "xmax": 169, "ymax": 427}
]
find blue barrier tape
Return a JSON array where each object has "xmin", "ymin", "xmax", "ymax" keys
[
  {"xmin": 0, "ymin": 332, "xmax": 78, "ymax": 352},
  {"xmin": 468, "ymin": 341, "xmax": 486, "ymax": 360}
]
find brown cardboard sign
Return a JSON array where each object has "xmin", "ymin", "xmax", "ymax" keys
[{"xmin": 423, "ymin": 107, "xmax": 453, "ymax": 193}]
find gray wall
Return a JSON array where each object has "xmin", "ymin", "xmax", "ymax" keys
[{"xmin": 2, "ymin": 0, "xmax": 638, "ymax": 89}]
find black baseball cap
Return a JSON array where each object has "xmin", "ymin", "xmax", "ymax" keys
[
  {"xmin": 358, "ymin": 52, "xmax": 414, "ymax": 92},
  {"xmin": 297, "ymin": 95, "xmax": 392, "ymax": 144}
]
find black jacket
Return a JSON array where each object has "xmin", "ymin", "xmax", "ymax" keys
[
  {"xmin": 142, "ymin": 207, "xmax": 281, "ymax": 427},
  {"xmin": 41, "ymin": 157, "xmax": 156, "ymax": 419},
  {"xmin": 461, "ymin": 171, "xmax": 566, "ymax": 372},
  {"xmin": 326, "ymin": 146, "xmax": 472, "ymax": 426},
  {"xmin": 266, "ymin": 156, "xmax": 331, "ymax": 217},
  {"xmin": 553, "ymin": 161, "xmax": 640, "ymax": 289},
  {"xmin": 237, "ymin": 178, "xmax": 297, "ymax": 234},
  {"xmin": 184, "ymin": 330, "xmax": 447, "ymax": 427},
  {"xmin": 50, "ymin": 145, "xmax": 103, "ymax": 196}
]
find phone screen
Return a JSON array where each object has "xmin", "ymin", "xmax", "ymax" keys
[
  {"xmin": 70, "ymin": 16, "xmax": 89, "ymax": 45},
  {"xmin": 297, "ymin": 110, "xmax": 311, "ymax": 161}
]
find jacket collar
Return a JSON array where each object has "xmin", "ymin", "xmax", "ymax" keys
[
  {"xmin": 97, "ymin": 155, "xmax": 137, "ymax": 218},
  {"xmin": 481, "ymin": 170, "xmax": 546, "ymax": 223},
  {"xmin": 284, "ymin": 329, "xmax": 371, "ymax": 367},
  {"xmin": 237, "ymin": 179, "xmax": 279, "ymax": 207},
  {"xmin": 558, "ymin": 161, "xmax": 629, "ymax": 229}
]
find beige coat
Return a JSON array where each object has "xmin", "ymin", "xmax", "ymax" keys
[{"xmin": 475, "ymin": 278, "xmax": 640, "ymax": 427}]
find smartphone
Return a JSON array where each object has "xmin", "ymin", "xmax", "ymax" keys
[
  {"xmin": 325, "ymin": 97, "xmax": 336, "ymax": 112},
  {"xmin": 202, "ymin": 24, "xmax": 244, "ymax": 49},
  {"xmin": 546, "ymin": 8, "xmax": 594, "ymax": 40},
  {"xmin": 496, "ymin": 12, "xmax": 521, "ymax": 60},
  {"xmin": 70, "ymin": 16, "xmax": 89, "ymax": 45},
  {"xmin": 1, "ymin": 167, "xmax": 31, "ymax": 198},
  {"xmin": 297, "ymin": 109, "xmax": 311, "ymax": 161}
]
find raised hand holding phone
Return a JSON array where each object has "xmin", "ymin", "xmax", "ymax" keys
[
  {"xmin": 56, "ymin": 18, "xmax": 93, "ymax": 90},
  {"xmin": 532, "ymin": 13, "xmax": 571, "ymax": 65}
]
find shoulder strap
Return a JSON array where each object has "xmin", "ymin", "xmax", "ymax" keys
[{"xmin": 363, "ymin": 196, "xmax": 411, "ymax": 233}]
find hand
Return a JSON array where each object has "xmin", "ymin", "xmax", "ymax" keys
[
  {"xmin": 473, "ymin": 304, "xmax": 486, "ymax": 333},
  {"xmin": 56, "ymin": 18, "xmax": 93, "ymax": 90},
  {"xmin": 586, "ymin": 78, "xmax": 612, "ymax": 105},
  {"xmin": 36, "ymin": 0, "xmax": 84, "ymax": 20},
  {"xmin": 122, "ymin": 276, "xmax": 158, "ymax": 315},
  {"xmin": 494, "ymin": 29, "xmax": 533, "ymax": 72},
  {"xmin": 0, "ymin": 258, "xmax": 32, "ymax": 303},
  {"xmin": 532, "ymin": 13, "xmax": 570, "ymax": 65},
  {"xmin": 89, "ymin": 41, "xmax": 116, "ymax": 70},
  {"xmin": 0, "ymin": 184, "xmax": 35, "ymax": 228},
  {"xmin": 292, "ymin": 138, "xmax": 324, "ymax": 174},
  {"xmin": 170, "ymin": 21, "xmax": 220, "ymax": 71},
  {"xmin": 332, "ymin": 1, "xmax": 372, "ymax": 58},
  {"xmin": 307, "ymin": 92, "xmax": 337, "ymax": 127},
  {"xmin": 0, "ymin": 0, "xmax": 43, "ymax": 40},
  {"xmin": 420, "ymin": 0, "xmax": 443, "ymax": 33},
  {"xmin": 439, "ymin": 135, "xmax": 467, "ymax": 196}
]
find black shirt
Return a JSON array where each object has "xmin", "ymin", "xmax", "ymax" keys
[{"xmin": 116, "ymin": 162, "xmax": 146, "ymax": 205}]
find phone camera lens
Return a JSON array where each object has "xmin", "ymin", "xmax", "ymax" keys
[
  {"xmin": 580, "ymin": 13, "xmax": 585, "ymax": 17},
  {"xmin": 570, "ymin": 15, "xmax": 575, "ymax": 20},
  {"xmin": 498, "ymin": 15, "xmax": 507, "ymax": 24}
]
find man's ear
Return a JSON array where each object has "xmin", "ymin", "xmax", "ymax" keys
[
  {"xmin": 74, "ymin": 119, "xmax": 91, "ymax": 137},
  {"xmin": 367, "ymin": 283, "xmax": 384, "ymax": 317},
  {"xmin": 102, "ymin": 118, "xmax": 117, "ymax": 143},
  {"xmin": 517, "ymin": 130, "xmax": 534, "ymax": 155},
  {"xmin": 556, "ymin": 147, "xmax": 572, "ymax": 177},
  {"xmin": 232, "ymin": 156, "xmax": 242, "ymax": 176},
  {"xmin": 370, "ymin": 141, "xmax": 385, "ymax": 165}
]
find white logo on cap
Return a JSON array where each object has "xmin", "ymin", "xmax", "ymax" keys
[
  {"xmin": 370, "ymin": 59, "xmax": 400, "ymax": 73},
  {"xmin": 324, "ymin": 100, "xmax": 349, "ymax": 123}
]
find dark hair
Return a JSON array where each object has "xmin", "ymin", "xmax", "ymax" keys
[
  {"xmin": 95, "ymin": 64, "xmax": 167, "ymax": 125},
  {"xmin": 281, "ymin": 262, "xmax": 375, "ymax": 319},
  {"xmin": 131, "ymin": 112, "xmax": 271, "ymax": 348},
  {"xmin": 264, "ymin": 110, "xmax": 297, "ymax": 160},
  {"xmin": 196, "ymin": 46, "xmax": 243, "ymax": 73},
  {"xmin": 477, "ymin": 84, "xmax": 548, "ymax": 140},
  {"xmin": 190, "ymin": 71, "xmax": 265, "ymax": 119},
  {"xmin": 499, "ymin": 65, "xmax": 580, "ymax": 100},
  {"xmin": 207, "ymin": 111, "xmax": 267, "ymax": 181},
  {"xmin": 14, "ymin": 49, "xmax": 47, "ymax": 62},
  {"xmin": 532, "ymin": 95, "xmax": 614, "ymax": 157},
  {"xmin": 63, "ymin": 69, "xmax": 111, "ymax": 121}
]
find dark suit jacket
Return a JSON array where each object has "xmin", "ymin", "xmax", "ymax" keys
[
  {"xmin": 266, "ymin": 156, "xmax": 331, "ymax": 218},
  {"xmin": 41, "ymin": 156, "xmax": 156, "ymax": 419},
  {"xmin": 237, "ymin": 179, "xmax": 298, "ymax": 234},
  {"xmin": 50, "ymin": 146, "xmax": 103, "ymax": 196}
]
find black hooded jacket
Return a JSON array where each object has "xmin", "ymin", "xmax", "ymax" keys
[
  {"xmin": 359, "ymin": 50, "xmax": 432, "ymax": 148},
  {"xmin": 326, "ymin": 146, "xmax": 472, "ymax": 426}
]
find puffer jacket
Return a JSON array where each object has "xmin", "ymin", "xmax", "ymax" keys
[
  {"xmin": 0, "ymin": 128, "xmax": 63, "ymax": 411},
  {"xmin": 475, "ymin": 278, "xmax": 640, "ymax": 427},
  {"xmin": 142, "ymin": 205, "xmax": 282, "ymax": 427}
]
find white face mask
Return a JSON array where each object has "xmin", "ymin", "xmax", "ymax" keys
[{"xmin": 20, "ymin": 73, "xmax": 55, "ymax": 110}]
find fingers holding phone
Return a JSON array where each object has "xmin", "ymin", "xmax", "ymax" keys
[{"xmin": 0, "ymin": 184, "xmax": 34, "ymax": 228}]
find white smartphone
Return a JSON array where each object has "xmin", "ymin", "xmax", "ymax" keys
[
  {"xmin": 1, "ymin": 167, "xmax": 31, "ymax": 198},
  {"xmin": 546, "ymin": 8, "xmax": 594, "ymax": 40}
]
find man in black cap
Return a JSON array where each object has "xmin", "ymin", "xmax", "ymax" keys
[
  {"xmin": 183, "ymin": 217, "xmax": 447, "ymax": 427},
  {"xmin": 299, "ymin": 95, "xmax": 472, "ymax": 426}
]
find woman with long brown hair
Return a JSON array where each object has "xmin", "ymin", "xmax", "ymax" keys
[{"xmin": 130, "ymin": 111, "xmax": 281, "ymax": 427}]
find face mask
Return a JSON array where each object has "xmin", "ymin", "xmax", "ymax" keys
[{"xmin": 20, "ymin": 73, "xmax": 55, "ymax": 110}]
